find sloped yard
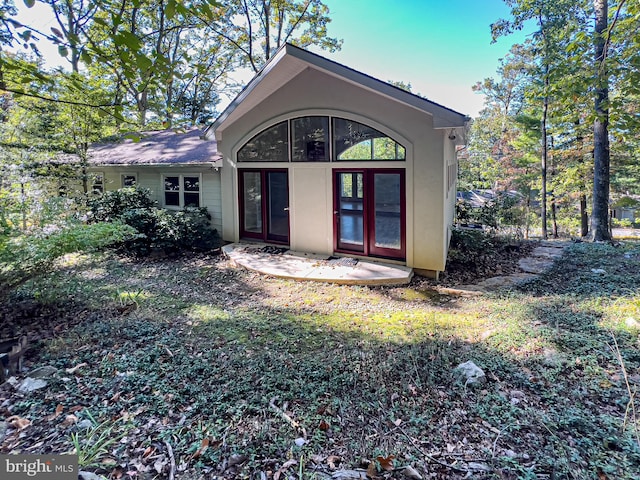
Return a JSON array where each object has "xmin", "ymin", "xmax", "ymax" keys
[{"xmin": 1, "ymin": 241, "xmax": 640, "ymax": 479}]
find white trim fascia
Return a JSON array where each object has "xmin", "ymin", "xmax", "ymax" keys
[{"xmin": 89, "ymin": 160, "xmax": 223, "ymax": 168}]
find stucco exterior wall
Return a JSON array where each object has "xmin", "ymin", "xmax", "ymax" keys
[
  {"xmin": 217, "ymin": 68, "xmax": 455, "ymax": 272},
  {"xmin": 89, "ymin": 166, "xmax": 223, "ymax": 234},
  {"xmin": 442, "ymin": 135, "xmax": 459, "ymax": 270}
]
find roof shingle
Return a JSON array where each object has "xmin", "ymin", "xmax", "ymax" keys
[{"xmin": 87, "ymin": 128, "xmax": 220, "ymax": 166}]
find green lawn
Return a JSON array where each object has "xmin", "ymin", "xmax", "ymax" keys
[{"xmin": 2, "ymin": 242, "xmax": 640, "ymax": 479}]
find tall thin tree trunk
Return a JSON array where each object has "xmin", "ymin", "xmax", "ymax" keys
[
  {"xmin": 590, "ymin": 0, "xmax": 612, "ymax": 241},
  {"xmin": 580, "ymin": 194, "xmax": 589, "ymax": 237},
  {"xmin": 525, "ymin": 192, "xmax": 531, "ymax": 239},
  {"xmin": 549, "ymin": 136, "xmax": 558, "ymax": 238},
  {"xmin": 575, "ymin": 119, "xmax": 589, "ymax": 237},
  {"xmin": 137, "ymin": 91, "xmax": 148, "ymax": 126},
  {"xmin": 541, "ymin": 89, "xmax": 549, "ymax": 239},
  {"xmin": 20, "ymin": 182, "xmax": 26, "ymax": 230}
]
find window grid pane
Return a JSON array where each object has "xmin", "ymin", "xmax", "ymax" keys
[
  {"xmin": 237, "ymin": 117, "xmax": 406, "ymax": 163},
  {"xmin": 165, "ymin": 192, "xmax": 180, "ymax": 206},
  {"xmin": 164, "ymin": 176, "xmax": 180, "ymax": 191},
  {"xmin": 122, "ymin": 175, "xmax": 137, "ymax": 187},
  {"xmin": 292, "ymin": 116, "xmax": 329, "ymax": 162},
  {"xmin": 238, "ymin": 121, "xmax": 289, "ymax": 162},
  {"xmin": 184, "ymin": 193, "xmax": 200, "ymax": 207},
  {"xmin": 184, "ymin": 176, "xmax": 200, "ymax": 192},
  {"xmin": 333, "ymin": 118, "xmax": 405, "ymax": 161}
]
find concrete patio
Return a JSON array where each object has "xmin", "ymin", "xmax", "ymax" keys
[{"xmin": 222, "ymin": 244, "xmax": 413, "ymax": 285}]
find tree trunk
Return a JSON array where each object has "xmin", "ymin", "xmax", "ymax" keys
[
  {"xmin": 137, "ymin": 91, "xmax": 148, "ymax": 126},
  {"xmin": 580, "ymin": 194, "xmax": 589, "ymax": 237},
  {"xmin": 575, "ymin": 119, "xmax": 589, "ymax": 237},
  {"xmin": 525, "ymin": 192, "xmax": 531, "ymax": 239},
  {"xmin": 590, "ymin": 0, "xmax": 612, "ymax": 241},
  {"xmin": 551, "ymin": 194, "xmax": 558, "ymax": 237},
  {"xmin": 66, "ymin": 4, "xmax": 80, "ymax": 73},
  {"xmin": 541, "ymin": 90, "xmax": 548, "ymax": 239},
  {"xmin": 20, "ymin": 182, "xmax": 26, "ymax": 230}
]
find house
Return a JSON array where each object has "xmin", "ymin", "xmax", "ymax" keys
[
  {"xmin": 205, "ymin": 43, "xmax": 468, "ymax": 277},
  {"xmin": 85, "ymin": 128, "xmax": 223, "ymax": 234},
  {"xmin": 611, "ymin": 195, "xmax": 639, "ymax": 224},
  {"xmin": 87, "ymin": 43, "xmax": 469, "ymax": 278}
]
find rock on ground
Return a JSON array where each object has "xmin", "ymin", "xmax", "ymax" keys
[{"xmin": 453, "ymin": 361, "xmax": 486, "ymax": 386}]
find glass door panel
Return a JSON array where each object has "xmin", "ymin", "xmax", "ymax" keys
[
  {"xmin": 267, "ymin": 171, "xmax": 289, "ymax": 242},
  {"xmin": 242, "ymin": 171, "xmax": 263, "ymax": 235},
  {"xmin": 334, "ymin": 169, "xmax": 404, "ymax": 260},
  {"xmin": 240, "ymin": 170, "xmax": 289, "ymax": 244},
  {"xmin": 336, "ymin": 172, "xmax": 365, "ymax": 252},
  {"xmin": 372, "ymin": 173, "xmax": 402, "ymax": 251}
]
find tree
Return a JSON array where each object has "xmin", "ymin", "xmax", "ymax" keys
[
  {"xmin": 44, "ymin": 0, "xmax": 99, "ymax": 73},
  {"xmin": 492, "ymin": 0, "xmax": 585, "ymax": 239},
  {"xmin": 207, "ymin": 0, "xmax": 341, "ymax": 72},
  {"xmin": 590, "ymin": 0, "xmax": 613, "ymax": 241}
]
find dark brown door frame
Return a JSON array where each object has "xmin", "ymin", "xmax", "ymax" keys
[
  {"xmin": 239, "ymin": 169, "xmax": 290, "ymax": 244},
  {"xmin": 333, "ymin": 168, "xmax": 405, "ymax": 260}
]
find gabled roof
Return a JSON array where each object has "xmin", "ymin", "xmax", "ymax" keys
[
  {"xmin": 206, "ymin": 43, "xmax": 469, "ymax": 139},
  {"xmin": 85, "ymin": 128, "xmax": 221, "ymax": 166}
]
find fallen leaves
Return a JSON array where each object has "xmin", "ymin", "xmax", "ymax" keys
[
  {"xmin": 66, "ymin": 362, "xmax": 88, "ymax": 375},
  {"xmin": 326, "ymin": 455, "xmax": 341, "ymax": 469},
  {"xmin": 6, "ymin": 415, "xmax": 31, "ymax": 430},
  {"xmin": 191, "ymin": 438, "xmax": 209, "ymax": 460},
  {"xmin": 376, "ymin": 454, "xmax": 396, "ymax": 472},
  {"xmin": 61, "ymin": 414, "xmax": 78, "ymax": 427},
  {"xmin": 46, "ymin": 404, "xmax": 64, "ymax": 421}
]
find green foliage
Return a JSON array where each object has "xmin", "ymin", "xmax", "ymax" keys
[
  {"xmin": 1, "ymin": 0, "xmax": 341, "ymax": 127},
  {"xmin": 482, "ymin": 1, "xmax": 640, "ymax": 239},
  {"xmin": 456, "ymin": 192, "xmax": 528, "ymax": 233},
  {"xmin": 87, "ymin": 187, "xmax": 220, "ymax": 256},
  {"xmin": 612, "ymin": 218, "xmax": 633, "ymax": 229},
  {"xmin": 447, "ymin": 227, "xmax": 498, "ymax": 266},
  {"xmin": 87, "ymin": 187, "xmax": 158, "ymax": 222},
  {"xmin": 0, "ymin": 221, "xmax": 137, "ymax": 291},
  {"xmin": 70, "ymin": 412, "xmax": 129, "ymax": 468},
  {"xmin": 614, "ymin": 196, "xmax": 640, "ymax": 209},
  {"xmin": 3, "ymin": 241, "xmax": 640, "ymax": 478}
]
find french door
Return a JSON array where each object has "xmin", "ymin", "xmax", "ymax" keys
[
  {"xmin": 239, "ymin": 169, "xmax": 289, "ymax": 244},
  {"xmin": 334, "ymin": 169, "xmax": 405, "ymax": 260}
]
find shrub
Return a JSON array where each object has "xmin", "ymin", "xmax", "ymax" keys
[
  {"xmin": 612, "ymin": 218, "xmax": 633, "ymax": 229},
  {"xmin": 119, "ymin": 207, "xmax": 220, "ymax": 257},
  {"xmin": 88, "ymin": 188, "xmax": 221, "ymax": 257},
  {"xmin": 456, "ymin": 192, "xmax": 526, "ymax": 231},
  {"xmin": 87, "ymin": 188, "xmax": 157, "ymax": 223},
  {"xmin": 448, "ymin": 227, "xmax": 497, "ymax": 266}
]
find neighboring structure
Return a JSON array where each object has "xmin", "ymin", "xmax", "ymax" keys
[
  {"xmin": 86, "ymin": 44, "xmax": 468, "ymax": 278},
  {"xmin": 85, "ymin": 128, "xmax": 223, "ymax": 233},
  {"xmin": 611, "ymin": 195, "xmax": 639, "ymax": 224},
  {"xmin": 206, "ymin": 43, "xmax": 468, "ymax": 277}
]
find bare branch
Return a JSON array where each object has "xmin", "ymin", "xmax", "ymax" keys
[
  {"xmin": 281, "ymin": 0, "xmax": 312, "ymax": 45},
  {"xmin": 0, "ymin": 86, "xmax": 121, "ymax": 109}
]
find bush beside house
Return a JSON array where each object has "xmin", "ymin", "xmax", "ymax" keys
[{"xmin": 87, "ymin": 188, "xmax": 221, "ymax": 257}]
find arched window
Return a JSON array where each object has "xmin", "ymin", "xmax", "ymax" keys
[
  {"xmin": 291, "ymin": 116, "xmax": 329, "ymax": 162},
  {"xmin": 237, "ymin": 121, "xmax": 289, "ymax": 162},
  {"xmin": 333, "ymin": 118, "xmax": 405, "ymax": 160},
  {"xmin": 237, "ymin": 116, "xmax": 405, "ymax": 162}
]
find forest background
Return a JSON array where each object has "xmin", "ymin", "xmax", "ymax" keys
[{"xmin": 0, "ymin": 0, "xmax": 638, "ymax": 247}]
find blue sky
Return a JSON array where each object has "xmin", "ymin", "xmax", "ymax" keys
[
  {"xmin": 16, "ymin": 0, "xmax": 530, "ymax": 118},
  {"xmin": 315, "ymin": 0, "xmax": 531, "ymax": 117}
]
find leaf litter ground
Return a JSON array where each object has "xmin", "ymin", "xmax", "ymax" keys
[{"xmin": 1, "ymin": 241, "xmax": 640, "ymax": 479}]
